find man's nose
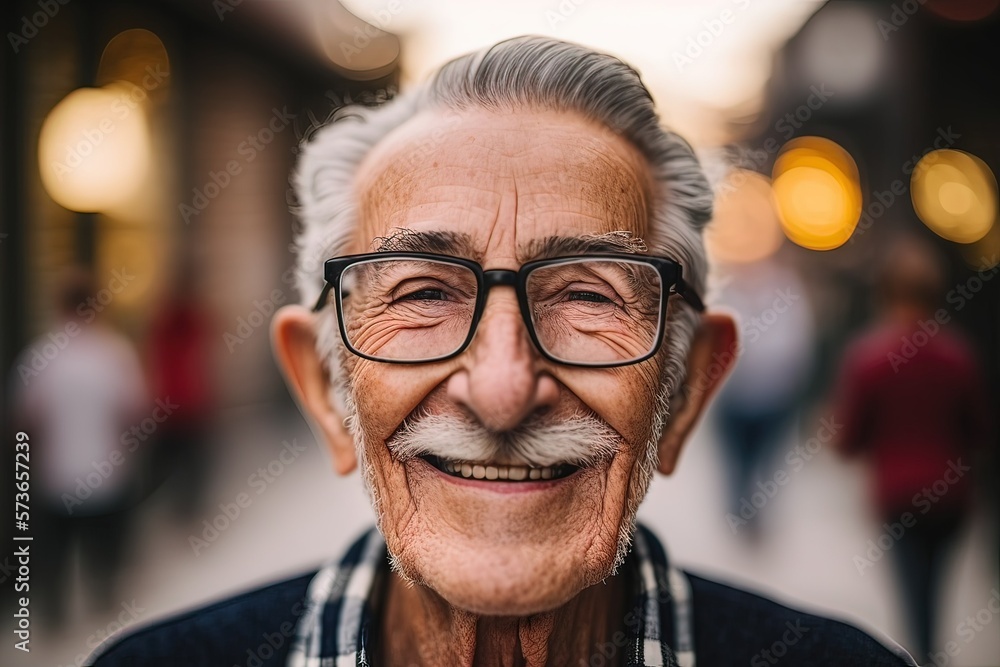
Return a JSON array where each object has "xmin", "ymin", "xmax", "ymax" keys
[{"xmin": 447, "ymin": 290, "xmax": 559, "ymax": 432}]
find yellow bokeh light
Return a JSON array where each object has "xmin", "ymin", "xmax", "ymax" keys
[
  {"xmin": 706, "ymin": 170, "xmax": 784, "ymax": 264},
  {"xmin": 38, "ymin": 84, "xmax": 151, "ymax": 213},
  {"xmin": 911, "ymin": 149, "xmax": 997, "ymax": 244},
  {"xmin": 97, "ymin": 28, "xmax": 170, "ymax": 98},
  {"xmin": 938, "ymin": 181, "xmax": 973, "ymax": 215},
  {"xmin": 771, "ymin": 137, "xmax": 862, "ymax": 250}
]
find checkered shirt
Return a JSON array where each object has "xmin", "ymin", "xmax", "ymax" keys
[{"xmin": 286, "ymin": 523, "xmax": 695, "ymax": 667}]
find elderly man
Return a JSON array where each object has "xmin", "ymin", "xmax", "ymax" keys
[{"xmin": 92, "ymin": 37, "xmax": 914, "ymax": 667}]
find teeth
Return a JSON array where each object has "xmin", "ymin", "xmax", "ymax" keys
[{"xmin": 438, "ymin": 459, "xmax": 570, "ymax": 482}]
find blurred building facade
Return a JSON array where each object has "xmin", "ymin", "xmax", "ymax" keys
[
  {"xmin": 1, "ymin": 0, "xmax": 400, "ymax": 643},
  {"xmin": 2, "ymin": 0, "xmax": 399, "ymax": 412},
  {"xmin": 740, "ymin": 0, "xmax": 1000, "ymax": 408}
]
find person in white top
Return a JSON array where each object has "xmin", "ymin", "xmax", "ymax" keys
[{"xmin": 12, "ymin": 268, "xmax": 149, "ymax": 629}]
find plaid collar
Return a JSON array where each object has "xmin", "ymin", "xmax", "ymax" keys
[{"xmin": 286, "ymin": 524, "xmax": 695, "ymax": 667}]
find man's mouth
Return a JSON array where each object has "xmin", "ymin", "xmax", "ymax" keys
[{"xmin": 421, "ymin": 455, "xmax": 580, "ymax": 482}]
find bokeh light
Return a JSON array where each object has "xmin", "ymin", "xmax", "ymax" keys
[
  {"xmin": 706, "ymin": 170, "xmax": 784, "ymax": 264},
  {"xmin": 771, "ymin": 136, "xmax": 862, "ymax": 250},
  {"xmin": 38, "ymin": 85, "xmax": 152, "ymax": 213},
  {"xmin": 798, "ymin": 3, "xmax": 884, "ymax": 102},
  {"xmin": 97, "ymin": 28, "xmax": 171, "ymax": 101},
  {"xmin": 911, "ymin": 149, "xmax": 997, "ymax": 244},
  {"xmin": 312, "ymin": 0, "xmax": 399, "ymax": 79}
]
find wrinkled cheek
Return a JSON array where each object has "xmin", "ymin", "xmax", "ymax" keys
[
  {"xmin": 575, "ymin": 461, "xmax": 634, "ymax": 571},
  {"xmin": 360, "ymin": 425, "xmax": 420, "ymax": 538},
  {"xmin": 600, "ymin": 366, "xmax": 662, "ymax": 445},
  {"xmin": 350, "ymin": 363, "xmax": 397, "ymax": 437},
  {"xmin": 610, "ymin": 438, "xmax": 644, "ymax": 490}
]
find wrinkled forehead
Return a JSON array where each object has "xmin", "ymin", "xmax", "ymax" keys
[{"xmin": 350, "ymin": 107, "xmax": 654, "ymax": 263}]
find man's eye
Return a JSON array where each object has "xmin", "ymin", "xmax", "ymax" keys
[
  {"xmin": 567, "ymin": 291, "xmax": 613, "ymax": 303},
  {"xmin": 398, "ymin": 288, "xmax": 448, "ymax": 302}
]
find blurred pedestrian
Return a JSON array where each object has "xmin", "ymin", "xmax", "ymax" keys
[
  {"xmin": 833, "ymin": 237, "xmax": 992, "ymax": 659},
  {"xmin": 146, "ymin": 258, "xmax": 216, "ymax": 520},
  {"xmin": 11, "ymin": 268, "xmax": 149, "ymax": 630},
  {"xmin": 715, "ymin": 256, "xmax": 815, "ymax": 539}
]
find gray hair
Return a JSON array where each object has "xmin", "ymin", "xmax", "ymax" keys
[{"xmin": 292, "ymin": 35, "xmax": 713, "ymax": 462}]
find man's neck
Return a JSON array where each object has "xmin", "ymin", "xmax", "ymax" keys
[{"xmin": 377, "ymin": 567, "xmax": 630, "ymax": 667}]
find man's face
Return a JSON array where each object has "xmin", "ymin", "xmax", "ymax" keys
[{"xmin": 340, "ymin": 108, "xmax": 667, "ymax": 615}]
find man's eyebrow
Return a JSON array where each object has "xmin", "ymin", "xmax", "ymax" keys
[
  {"xmin": 370, "ymin": 229, "xmax": 647, "ymax": 262},
  {"xmin": 523, "ymin": 232, "xmax": 648, "ymax": 260},
  {"xmin": 372, "ymin": 228, "xmax": 479, "ymax": 257}
]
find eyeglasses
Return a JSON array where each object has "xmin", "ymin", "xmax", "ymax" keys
[{"xmin": 312, "ymin": 252, "xmax": 704, "ymax": 368}]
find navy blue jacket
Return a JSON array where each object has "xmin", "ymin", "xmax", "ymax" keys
[{"xmin": 90, "ymin": 568, "xmax": 913, "ymax": 666}]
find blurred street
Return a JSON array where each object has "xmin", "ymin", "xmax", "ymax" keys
[{"xmin": 5, "ymin": 404, "xmax": 996, "ymax": 667}]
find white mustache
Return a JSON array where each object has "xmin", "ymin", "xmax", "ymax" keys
[{"xmin": 386, "ymin": 411, "xmax": 622, "ymax": 468}]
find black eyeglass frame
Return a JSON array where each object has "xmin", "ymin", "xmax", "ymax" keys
[{"xmin": 311, "ymin": 251, "xmax": 705, "ymax": 368}]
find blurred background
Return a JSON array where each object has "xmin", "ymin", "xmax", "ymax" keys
[{"xmin": 1, "ymin": 0, "xmax": 998, "ymax": 665}]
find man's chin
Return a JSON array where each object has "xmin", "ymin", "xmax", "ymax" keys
[
  {"xmin": 384, "ymin": 457, "xmax": 624, "ymax": 615},
  {"xmin": 393, "ymin": 537, "xmax": 614, "ymax": 617}
]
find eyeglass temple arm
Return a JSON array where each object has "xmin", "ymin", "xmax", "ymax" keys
[
  {"xmin": 674, "ymin": 277, "xmax": 706, "ymax": 313},
  {"xmin": 312, "ymin": 282, "xmax": 333, "ymax": 313}
]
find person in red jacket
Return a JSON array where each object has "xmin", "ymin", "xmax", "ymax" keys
[
  {"xmin": 834, "ymin": 236, "xmax": 992, "ymax": 660},
  {"xmin": 147, "ymin": 260, "xmax": 217, "ymax": 519}
]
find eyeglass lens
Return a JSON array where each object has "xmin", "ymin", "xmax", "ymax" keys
[{"xmin": 338, "ymin": 257, "xmax": 662, "ymax": 364}]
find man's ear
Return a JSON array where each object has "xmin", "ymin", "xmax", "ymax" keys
[
  {"xmin": 271, "ymin": 305, "xmax": 357, "ymax": 475},
  {"xmin": 656, "ymin": 312, "xmax": 738, "ymax": 475}
]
